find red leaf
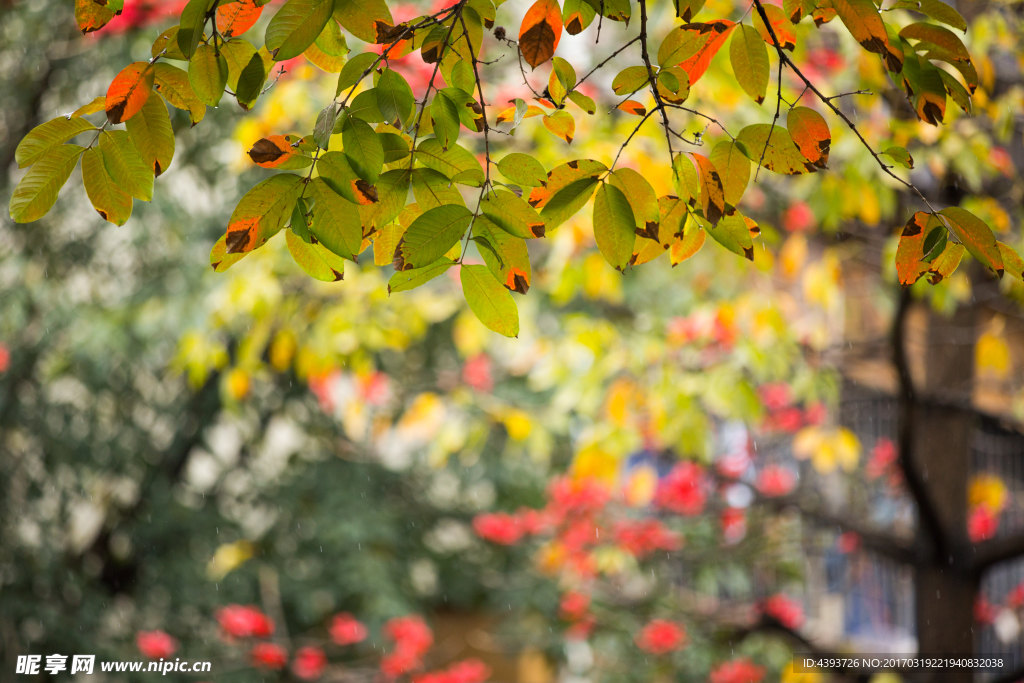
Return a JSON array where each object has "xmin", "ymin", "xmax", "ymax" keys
[
  {"xmin": 105, "ymin": 62, "xmax": 154, "ymax": 124},
  {"xmin": 217, "ymin": 0, "xmax": 264, "ymax": 38}
]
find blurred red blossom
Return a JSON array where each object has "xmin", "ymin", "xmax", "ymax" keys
[
  {"xmin": 414, "ymin": 658, "xmax": 491, "ymax": 683},
  {"xmin": 0, "ymin": 344, "xmax": 9, "ymax": 373},
  {"xmin": 866, "ymin": 438, "xmax": 898, "ymax": 479},
  {"xmin": 292, "ymin": 646, "xmax": 327, "ymax": 680},
  {"xmin": 635, "ymin": 619, "xmax": 687, "ymax": 654},
  {"xmin": 559, "ymin": 591, "xmax": 591, "ymax": 620},
  {"xmin": 758, "ymin": 383, "xmax": 792, "ymax": 410},
  {"xmin": 782, "ymin": 201, "xmax": 816, "ymax": 232},
  {"xmin": 216, "ymin": 605, "xmax": 274, "ymax": 638},
  {"xmin": 1008, "ymin": 583, "xmax": 1024, "ymax": 609},
  {"xmin": 136, "ymin": 630, "xmax": 177, "ymax": 659},
  {"xmin": 975, "ymin": 596, "xmax": 999, "ymax": 625},
  {"xmin": 330, "ymin": 613, "xmax": 368, "ymax": 645},
  {"xmin": 709, "ymin": 658, "xmax": 766, "ymax": 683},
  {"xmin": 473, "ymin": 512, "xmax": 525, "ymax": 545},
  {"xmin": 969, "ymin": 505, "xmax": 1000, "ymax": 542},
  {"xmin": 655, "ymin": 462, "xmax": 706, "ymax": 516},
  {"xmin": 614, "ymin": 519, "xmax": 682, "ymax": 558},
  {"xmin": 761, "ymin": 594, "xmax": 805, "ymax": 630},
  {"xmin": 721, "ymin": 507, "xmax": 746, "ymax": 544},
  {"xmin": 755, "ymin": 466, "xmax": 796, "ymax": 497},
  {"xmin": 803, "ymin": 402, "xmax": 827, "ymax": 425},
  {"xmin": 763, "ymin": 407, "xmax": 803, "ymax": 433},
  {"xmin": 462, "ymin": 354, "xmax": 494, "ymax": 392},
  {"xmin": 837, "ymin": 532, "xmax": 861, "ymax": 554},
  {"xmin": 548, "ymin": 476, "xmax": 611, "ymax": 518},
  {"xmin": 251, "ymin": 643, "xmax": 288, "ymax": 669},
  {"xmin": 381, "ymin": 616, "xmax": 434, "ymax": 677}
]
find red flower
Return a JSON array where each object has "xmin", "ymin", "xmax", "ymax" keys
[
  {"xmin": 384, "ymin": 615, "xmax": 434, "ymax": 656},
  {"xmin": 975, "ymin": 596, "xmax": 999, "ymax": 625},
  {"xmin": 709, "ymin": 659, "xmax": 766, "ymax": 683},
  {"xmin": 381, "ymin": 649, "xmax": 422, "ymax": 678},
  {"xmin": 866, "ymin": 438, "xmax": 898, "ymax": 479},
  {"xmin": 761, "ymin": 594, "xmax": 804, "ymax": 630},
  {"xmin": 566, "ymin": 615, "xmax": 595, "ymax": 640},
  {"xmin": 758, "ymin": 383, "xmax": 791, "ymax": 410},
  {"xmin": 358, "ymin": 371, "xmax": 391, "ymax": 406},
  {"xmin": 516, "ymin": 507, "xmax": 551, "ymax": 535},
  {"xmin": 782, "ymin": 201, "xmax": 816, "ymax": 232},
  {"xmin": 251, "ymin": 643, "xmax": 288, "ymax": 669},
  {"xmin": 216, "ymin": 605, "xmax": 274, "ymax": 638},
  {"xmin": 614, "ymin": 519, "xmax": 682, "ymax": 558},
  {"xmin": 716, "ymin": 451, "xmax": 751, "ymax": 479},
  {"xmin": 837, "ymin": 532, "xmax": 861, "ymax": 554},
  {"xmin": 763, "ymin": 407, "xmax": 803, "ymax": 433},
  {"xmin": 635, "ymin": 619, "xmax": 687, "ymax": 654},
  {"xmin": 463, "ymin": 354, "xmax": 494, "ymax": 393},
  {"xmin": 329, "ymin": 613, "xmax": 367, "ymax": 645},
  {"xmin": 803, "ymin": 402, "xmax": 827, "ymax": 426},
  {"xmin": 548, "ymin": 477, "xmax": 611, "ymax": 517},
  {"xmin": 472, "ymin": 513, "xmax": 524, "ymax": 545},
  {"xmin": 292, "ymin": 646, "xmax": 327, "ymax": 680},
  {"xmin": 1008, "ymin": 583, "xmax": 1024, "ymax": 609},
  {"xmin": 446, "ymin": 659, "xmax": 491, "ymax": 683},
  {"xmin": 654, "ymin": 462, "xmax": 706, "ymax": 516},
  {"xmin": 136, "ymin": 630, "xmax": 177, "ymax": 659},
  {"xmin": 720, "ymin": 507, "xmax": 746, "ymax": 545},
  {"xmin": 756, "ymin": 466, "xmax": 796, "ymax": 497},
  {"xmin": 559, "ymin": 591, "xmax": 590, "ymax": 620},
  {"xmin": 0, "ymin": 344, "xmax": 9, "ymax": 373},
  {"xmin": 969, "ymin": 505, "xmax": 1000, "ymax": 542}
]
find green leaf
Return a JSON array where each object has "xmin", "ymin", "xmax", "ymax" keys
[
  {"xmin": 341, "ymin": 116, "xmax": 384, "ymax": 183},
  {"xmin": 348, "ymin": 89, "xmax": 385, "ymax": 123},
  {"xmin": 674, "ymin": 0, "xmax": 705, "ymax": 21},
  {"xmin": 552, "ymin": 56, "xmax": 577, "ymax": 89},
  {"xmin": 16, "ymin": 116, "xmax": 95, "ymax": 169},
  {"xmin": 481, "ymin": 189, "xmax": 546, "ymax": 239},
  {"xmin": 9, "ymin": 144, "xmax": 84, "ymax": 223},
  {"xmin": 658, "ymin": 23, "xmax": 704, "ymax": 67},
  {"xmin": 539, "ymin": 176, "xmax": 601, "ymax": 230},
  {"xmin": 709, "ymin": 140, "xmax": 750, "ymax": 206},
  {"xmin": 336, "ymin": 52, "xmax": 378, "ymax": 96},
  {"xmin": 266, "ymin": 0, "xmax": 335, "ymax": 61},
  {"xmin": 388, "ymin": 257, "xmax": 455, "ymax": 292},
  {"xmin": 306, "ymin": 20, "xmax": 349, "ymax": 72},
  {"xmin": 473, "ymin": 215, "xmax": 532, "ymax": 293},
  {"xmin": 177, "ymin": 0, "xmax": 213, "ymax": 59},
  {"xmin": 881, "ymin": 146, "xmax": 914, "ymax": 169},
  {"xmin": 729, "ymin": 23, "xmax": 769, "ymax": 104},
  {"xmin": 415, "ymin": 139, "xmax": 485, "ymax": 186},
  {"xmin": 412, "ymin": 167, "xmax": 466, "ymax": 209},
  {"xmin": 125, "ymin": 94, "xmax": 175, "ymax": 176},
  {"xmin": 938, "ymin": 207, "xmax": 1003, "ymax": 277},
  {"xmin": 81, "ymin": 147, "xmax": 133, "ymax": 225},
  {"xmin": 189, "ymin": 44, "xmax": 229, "ymax": 107},
  {"xmin": 430, "ymin": 92, "xmax": 461, "ymax": 151},
  {"xmin": 224, "ymin": 174, "xmax": 304, "ymax": 253},
  {"xmin": 99, "ymin": 130, "xmax": 154, "ymax": 201},
  {"xmin": 235, "ymin": 53, "xmax": 267, "ymax": 110},
  {"xmin": 314, "ymin": 102, "xmax": 339, "ymax": 150},
  {"xmin": 890, "ymin": 0, "xmax": 966, "ymax": 31},
  {"xmin": 612, "ymin": 65, "xmax": 650, "ymax": 96},
  {"xmin": 286, "ymin": 228, "xmax": 345, "ymax": 281},
  {"xmin": 221, "ymin": 39, "xmax": 258, "ymax": 91},
  {"xmin": 450, "ymin": 60, "xmax": 476, "ymax": 94},
  {"xmin": 153, "ymin": 26, "xmax": 188, "ymax": 60},
  {"xmin": 393, "ymin": 204, "xmax": 473, "ymax": 270},
  {"xmin": 460, "ymin": 264, "xmax": 519, "ymax": 337},
  {"xmin": 736, "ymin": 124, "xmax": 817, "ymax": 174},
  {"xmin": 707, "ymin": 211, "xmax": 754, "ymax": 260},
  {"xmin": 567, "ymin": 91, "xmax": 596, "ymax": 114},
  {"xmin": 608, "ymin": 167, "xmax": 660, "ymax": 236},
  {"xmin": 497, "ymin": 153, "xmax": 547, "ymax": 187},
  {"xmin": 592, "ymin": 182, "xmax": 636, "ymax": 270},
  {"xmin": 377, "ymin": 68, "xmax": 415, "ymax": 127},
  {"xmin": 317, "ymin": 151, "xmax": 378, "ymax": 204},
  {"xmin": 307, "ymin": 178, "xmax": 363, "ymax": 259},
  {"xmin": 332, "ymin": 0, "xmax": 394, "ymax": 43},
  {"xmin": 153, "ymin": 63, "xmax": 207, "ymax": 124}
]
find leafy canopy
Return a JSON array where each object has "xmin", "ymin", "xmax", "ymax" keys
[{"xmin": 11, "ymin": 0, "xmax": 1009, "ymax": 335}]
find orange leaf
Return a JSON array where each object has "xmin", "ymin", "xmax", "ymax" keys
[
  {"xmin": 675, "ymin": 20, "xmax": 735, "ymax": 86},
  {"xmin": 495, "ymin": 104, "xmax": 545, "ymax": 123},
  {"xmin": 787, "ymin": 106, "xmax": 830, "ymax": 169},
  {"xmin": 505, "ymin": 266, "xmax": 531, "ymax": 294},
  {"xmin": 754, "ymin": 4, "xmax": 796, "ymax": 51},
  {"xmin": 542, "ymin": 110, "xmax": 575, "ymax": 143},
  {"xmin": 519, "ymin": 0, "xmax": 563, "ymax": 69},
  {"xmin": 248, "ymin": 134, "xmax": 303, "ymax": 168},
  {"xmin": 217, "ymin": 0, "xmax": 263, "ymax": 38},
  {"xmin": 105, "ymin": 62, "xmax": 155, "ymax": 125},
  {"xmin": 75, "ymin": 0, "xmax": 118, "ymax": 33},
  {"xmin": 618, "ymin": 100, "xmax": 646, "ymax": 116},
  {"xmin": 831, "ymin": 0, "xmax": 902, "ymax": 72},
  {"xmin": 895, "ymin": 211, "xmax": 935, "ymax": 285}
]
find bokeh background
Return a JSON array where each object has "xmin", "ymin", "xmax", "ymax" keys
[{"xmin": 3, "ymin": 0, "xmax": 1024, "ymax": 680}]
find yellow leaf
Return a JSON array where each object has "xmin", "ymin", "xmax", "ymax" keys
[
  {"xmin": 207, "ymin": 540, "xmax": 254, "ymax": 580},
  {"xmin": 976, "ymin": 330, "xmax": 1010, "ymax": 380},
  {"xmin": 969, "ymin": 474, "xmax": 1008, "ymax": 512}
]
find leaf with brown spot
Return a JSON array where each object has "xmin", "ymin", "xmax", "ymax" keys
[
  {"xmin": 787, "ymin": 106, "xmax": 830, "ymax": 169},
  {"xmin": 481, "ymin": 190, "xmax": 547, "ymax": 239},
  {"xmin": 736, "ymin": 124, "xmax": 818, "ymax": 175},
  {"xmin": 393, "ymin": 204, "xmax": 473, "ymax": 271},
  {"xmin": 561, "ymin": 0, "xmax": 595, "ymax": 35},
  {"xmin": 224, "ymin": 174, "xmax": 303, "ymax": 254},
  {"xmin": 670, "ymin": 216, "xmax": 706, "ymax": 265},
  {"xmin": 105, "ymin": 62, "xmax": 154, "ymax": 124},
  {"xmin": 286, "ymin": 228, "xmax": 345, "ymax": 281},
  {"xmin": 210, "ymin": 233, "xmax": 248, "ymax": 272},
  {"xmin": 729, "ymin": 23, "xmax": 770, "ymax": 104},
  {"xmin": 896, "ymin": 211, "xmax": 940, "ymax": 285},
  {"xmin": 76, "ymin": 0, "xmax": 118, "ymax": 33},
  {"xmin": 248, "ymin": 134, "xmax": 314, "ymax": 169},
  {"xmin": 832, "ymin": 0, "xmax": 902, "ymax": 71},
  {"xmin": 754, "ymin": 4, "xmax": 796, "ymax": 50},
  {"xmin": 783, "ymin": 0, "xmax": 817, "ymax": 23},
  {"xmin": 543, "ymin": 110, "xmax": 575, "ymax": 143},
  {"xmin": 926, "ymin": 242, "xmax": 964, "ymax": 284},
  {"xmin": 708, "ymin": 140, "xmax": 750, "ymax": 207},
  {"xmin": 125, "ymin": 94, "xmax": 175, "ymax": 177},
  {"xmin": 519, "ymin": 0, "xmax": 563, "ymax": 69},
  {"xmin": 317, "ymin": 151, "xmax": 379, "ymax": 205},
  {"xmin": 998, "ymin": 242, "xmax": 1024, "ymax": 282},
  {"xmin": 707, "ymin": 211, "xmax": 754, "ymax": 260},
  {"xmin": 688, "ymin": 153, "xmax": 725, "ymax": 227},
  {"xmin": 608, "ymin": 168, "xmax": 660, "ymax": 238},
  {"xmin": 881, "ymin": 146, "xmax": 914, "ymax": 169},
  {"xmin": 617, "ymin": 100, "xmax": 646, "ymax": 116},
  {"xmin": 473, "ymin": 215, "xmax": 533, "ymax": 294},
  {"xmin": 661, "ymin": 20, "xmax": 736, "ymax": 86}
]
